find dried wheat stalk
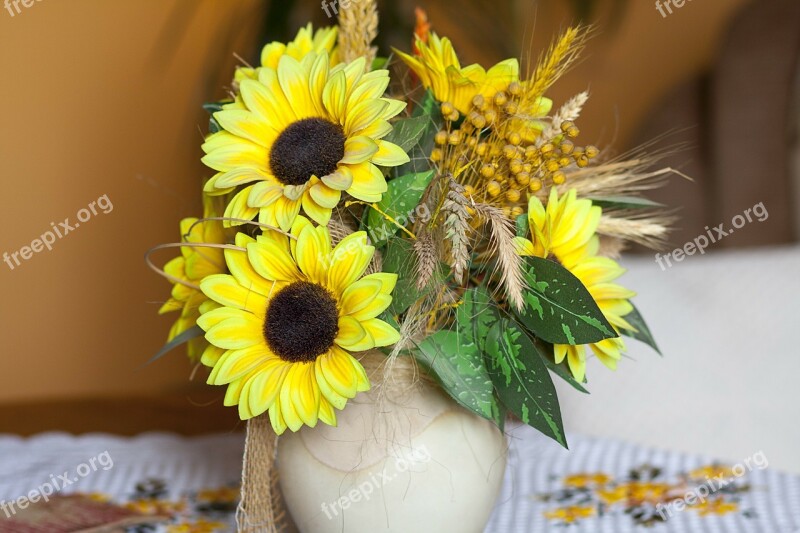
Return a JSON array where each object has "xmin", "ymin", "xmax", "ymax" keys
[
  {"xmin": 472, "ymin": 203, "xmax": 526, "ymax": 311},
  {"xmin": 443, "ymin": 179, "xmax": 471, "ymax": 284},
  {"xmin": 414, "ymin": 231, "xmax": 437, "ymax": 290},
  {"xmin": 597, "ymin": 213, "xmax": 672, "ymax": 249},
  {"xmin": 538, "ymin": 91, "xmax": 589, "ymax": 145},
  {"xmin": 338, "ymin": 0, "xmax": 379, "ymax": 66}
]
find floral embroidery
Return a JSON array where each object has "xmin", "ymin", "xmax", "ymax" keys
[{"xmin": 538, "ymin": 464, "xmax": 757, "ymax": 527}]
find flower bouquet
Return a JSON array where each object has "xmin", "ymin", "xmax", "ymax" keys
[{"xmin": 150, "ymin": 3, "xmax": 671, "ymax": 531}]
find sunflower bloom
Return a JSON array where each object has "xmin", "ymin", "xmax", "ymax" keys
[
  {"xmin": 198, "ymin": 217, "xmax": 401, "ymax": 433},
  {"xmin": 159, "ymin": 199, "xmax": 227, "ymax": 360},
  {"xmin": 516, "ymin": 188, "xmax": 636, "ymax": 381},
  {"xmin": 396, "ymin": 33, "xmax": 520, "ymax": 116},
  {"xmin": 235, "ymin": 24, "xmax": 340, "ymax": 84},
  {"xmin": 203, "ymin": 53, "xmax": 409, "ymax": 230}
]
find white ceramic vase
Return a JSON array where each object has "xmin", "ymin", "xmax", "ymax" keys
[{"xmin": 277, "ymin": 358, "xmax": 507, "ymax": 533}]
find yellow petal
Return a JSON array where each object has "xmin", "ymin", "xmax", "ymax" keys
[
  {"xmin": 372, "ymin": 141, "xmax": 410, "ymax": 167},
  {"xmin": 345, "ymin": 99, "xmax": 388, "ymax": 135},
  {"xmin": 224, "ymin": 187, "xmax": 259, "ymax": 227},
  {"xmin": 293, "ymin": 224, "xmax": 330, "ymax": 284},
  {"xmin": 207, "ymin": 344, "xmax": 272, "ymax": 385},
  {"xmin": 322, "ymin": 70, "xmax": 347, "ymax": 119},
  {"xmin": 247, "ymin": 241, "xmax": 300, "ymax": 282},
  {"xmin": 358, "ymin": 272, "xmax": 397, "ymax": 295},
  {"xmin": 317, "ymin": 398, "xmax": 338, "ymax": 426},
  {"xmin": 328, "ymin": 232, "xmax": 374, "ymax": 295},
  {"xmin": 340, "ymin": 278, "xmax": 382, "ymax": 316},
  {"xmin": 246, "ymin": 361, "xmax": 290, "ymax": 417},
  {"xmin": 214, "ymin": 109, "xmax": 278, "ymax": 147},
  {"xmin": 301, "ymin": 193, "xmax": 333, "ymax": 226},
  {"xmin": 268, "ymin": 402, "xmax": 288, "ymax": 434},
  {"xmin": 321, "ymin": 166, "xmax": 354, "ymax": 191},
  {"xmin": 334, "ymin": 316, "xmax": 368, "ymax": 349},
  {"xmin": 274, "ymin": 197, "xmax": 302, "ymax": 231},
  {"xmin": 361, "ymin": 318, "xmax": 400, "ymax": 347},
  {"xmin": 200, "ymin": 274, "xmax": 268, "ymax": 314},
  {"xmin": 205, "ymin": 314, "xmax": 265, "ymax": 350},
  {"xmin": 309, "ymin": 183, "xmax": 342, "ymax": 209},
  {"xmin": 341, "ymin": 135, "xmax": 379, "ymax": 165},
  {"xmin": 248, "ymin": 181, "xmax": 284, "ymax": 208}
]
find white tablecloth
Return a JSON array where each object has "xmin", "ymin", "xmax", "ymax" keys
[{"xmin": 1, "ymin": 424, "xmax": 798, "ymax": 532}]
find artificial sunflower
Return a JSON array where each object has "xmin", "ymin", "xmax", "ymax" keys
[
  {"xmin": 515, "ymin": 188, "xmax": 636, "ymax": 381},
  {"xmin": 396, "ymin": 33, "xmax": 520, "ymax": 116},
  {"xmin": 235, "ymin": 23, "xmax": 340, "ymax": 84},
  {"xmin": 202, "ymin": 53, "xmax": 409, "ymax": 231},
  {"xmin": 198, "ymin": 217, "xmax": 400, "ymax": 433},
  {"xmin": 159, "ymin": 198, "xmax": 227, "ymax": 360}
]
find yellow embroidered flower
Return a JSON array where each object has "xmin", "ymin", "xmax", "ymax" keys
[
  {"xmin": 515, "ymin": 188, "xmax": 636, "ymax": 381},
  {"xmin": 203, "ymin": 53, "xmax": 409, "ymax": 231},
  {"xmin": 694, "ymin": 498, "xmax": 739, "ymax": 516},
  {"xmin": 235, "ymin": 24, "xmax": 340, "ymax": 84},
  {"xmin": 597, "ymin": 482, "xmax": 673, "ymax": 506},
  {"xmin": 563, "ymin": 473, "xmax": 612, "ymax": 488},
  {"xmin": 159, "ymin": 198, "xmax": 227, "ymax": 360},
  {"xmin": 543, "ymin": 505, "xmax": 596, "ymax": 523},
  {"xmin": 198, "ymin": 217, "xmax": 401, "ymax": 433},
  {"xmin": 396, "ymin": 33, "xmax": 520, "ymax": 116},
  {"xmin": 689, "ymin": 465, "xmax": 735, "ymax": 481}
]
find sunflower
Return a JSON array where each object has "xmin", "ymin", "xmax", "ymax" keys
[
  {"xmin": 197, "ymin": 217, "xmax": 400, "ymax": 433},
  {"xmin": 515, "ymin": 188, "xmax": 636, "ymax": 381},
  {"xmin": 159, "ymin": 198, "xmax": 228, "ymax": 360},
  {"xmin": 234, "ymin": 23, "xmax": 340, "ymax": 84},
  {"xmin": 396, "ymin": 33, "xmax": 520, "ymax": 116},
  {"xmin": 202, "ymin": 53, "xmax": 409, "ymax": 231}
]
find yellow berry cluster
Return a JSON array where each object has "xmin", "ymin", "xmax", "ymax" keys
[{"xmin": 430, "ymin": 87, "xmax": 600, "ymax": 216}]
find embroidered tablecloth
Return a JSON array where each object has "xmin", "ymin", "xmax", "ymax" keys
[{"xmin": 0, "ymin": 424, "xmax": 798, "ymax": 532}]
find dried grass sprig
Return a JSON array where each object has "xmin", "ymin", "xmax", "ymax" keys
[
  {"xmin": 597, "ymin": 213, "xmax": 674, "ymax": 249},
  {"xmin": 526, "ymin": 26, "xmax": 589, "ymax": 100},
  {"xmin": 472, "ymin": 203, "xmax": 526, "ymax": 311},
  {"xmin": 442, "ymin": 179, "xmax": 472, "ymax": 284},
  {"xmin": 414, "ymin": 231, "xmax": 438, "ymax": 290},
  {"xmin": 338, "ymin": 0, "xmax": 379, "ymax": 66},
  {"xmin": 538, "ymin": 91, "xmax": 590, "ymax": 145}
]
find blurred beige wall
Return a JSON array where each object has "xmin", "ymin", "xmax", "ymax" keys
[{"xmin": 0, "ymin": 0, "xmax": 747, "ymax": 403}]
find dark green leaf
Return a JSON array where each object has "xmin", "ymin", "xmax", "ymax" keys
[
  {"xmin": 416, "ymin": 330, "xmax": 501, "ymax": 425},
  {"xmin": 147, "ymin": 325, "xmax": 204, "ymax": 365},
  {"xmin": 365, "ymin": 170, "xmax": 434, "ymax": 247},
  {"xmin": 589, "ymin": 196, "xmax": 666, "ymax": 210},
  {"xmin": 456, "ymin": 287, "xmax": 500, "ymax": 350},
  {"xmin": 621, "ymin": 304, "xmax": 661, "ymax": 355},
  {"xmin": 485, "ymin": 319, "xmax": 567, "ymax": 447},
  {"xmin": 383, "ymin": 116, "xmax": 432, "ymax": 153},
  {"xmin": 203, "ymin": 101, "xmax": 228, "ymax": 135},
  {"xmin": 516, "ymin": 256, "xmax": 617, "ymax": 345}
]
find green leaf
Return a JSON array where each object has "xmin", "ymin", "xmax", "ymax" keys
[
  {"xmin": 411, "ymin": 89, "xmax": 439, "ymax": 118},
  {"xmin": 380, "ymin": 238, "xmax": 421, "ymax": 316},
  {"xmin": 485, "ymin": 319, "xmax": 567, "ymax": 447},
  {"xmin": 147, "ymin": 325, "xmax": 204, "ymax": 365},
  {"xmin": 365, "ymin": 170, "xmax": 434, "ymax": 247},
  {"xmin": 516, "ymin": 256, "xmax": 617, "ymax": 345},
  {"xmin": 383, "ymin": 116, "xmax": 432, "ymax": 153},
  {"xmin": 456, "ymin": 287, "xmax": 500, "ymax": 348},
  {"xmin": 515, "ymin": 213, "xmax": 529, "ymax": 238},
  {"xmin": 621, "ymin": 304, "xmax": 661, "ymax": 355},
  {"xmin": 416, "ymin": 330, "xmax": 501, "ymax": 425},
  {"xmin": 589, "ymin": 196, "xmax": 666, "ymax": 210},
  {"xmin": 371, "ymin": 56, "xmax": 388, "ymax": 70},
  {"xmin": 203, "ymin": 101, "xmax": 227, "ymax": 134}
]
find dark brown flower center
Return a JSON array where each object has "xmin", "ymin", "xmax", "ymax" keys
[
  {"xmin": 269, "ymin": 118, "xmax": 345, "ymax": 186},
  {"xmin": 264, "ymin": 281, "xmax": 339, "ymax": 363}
]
